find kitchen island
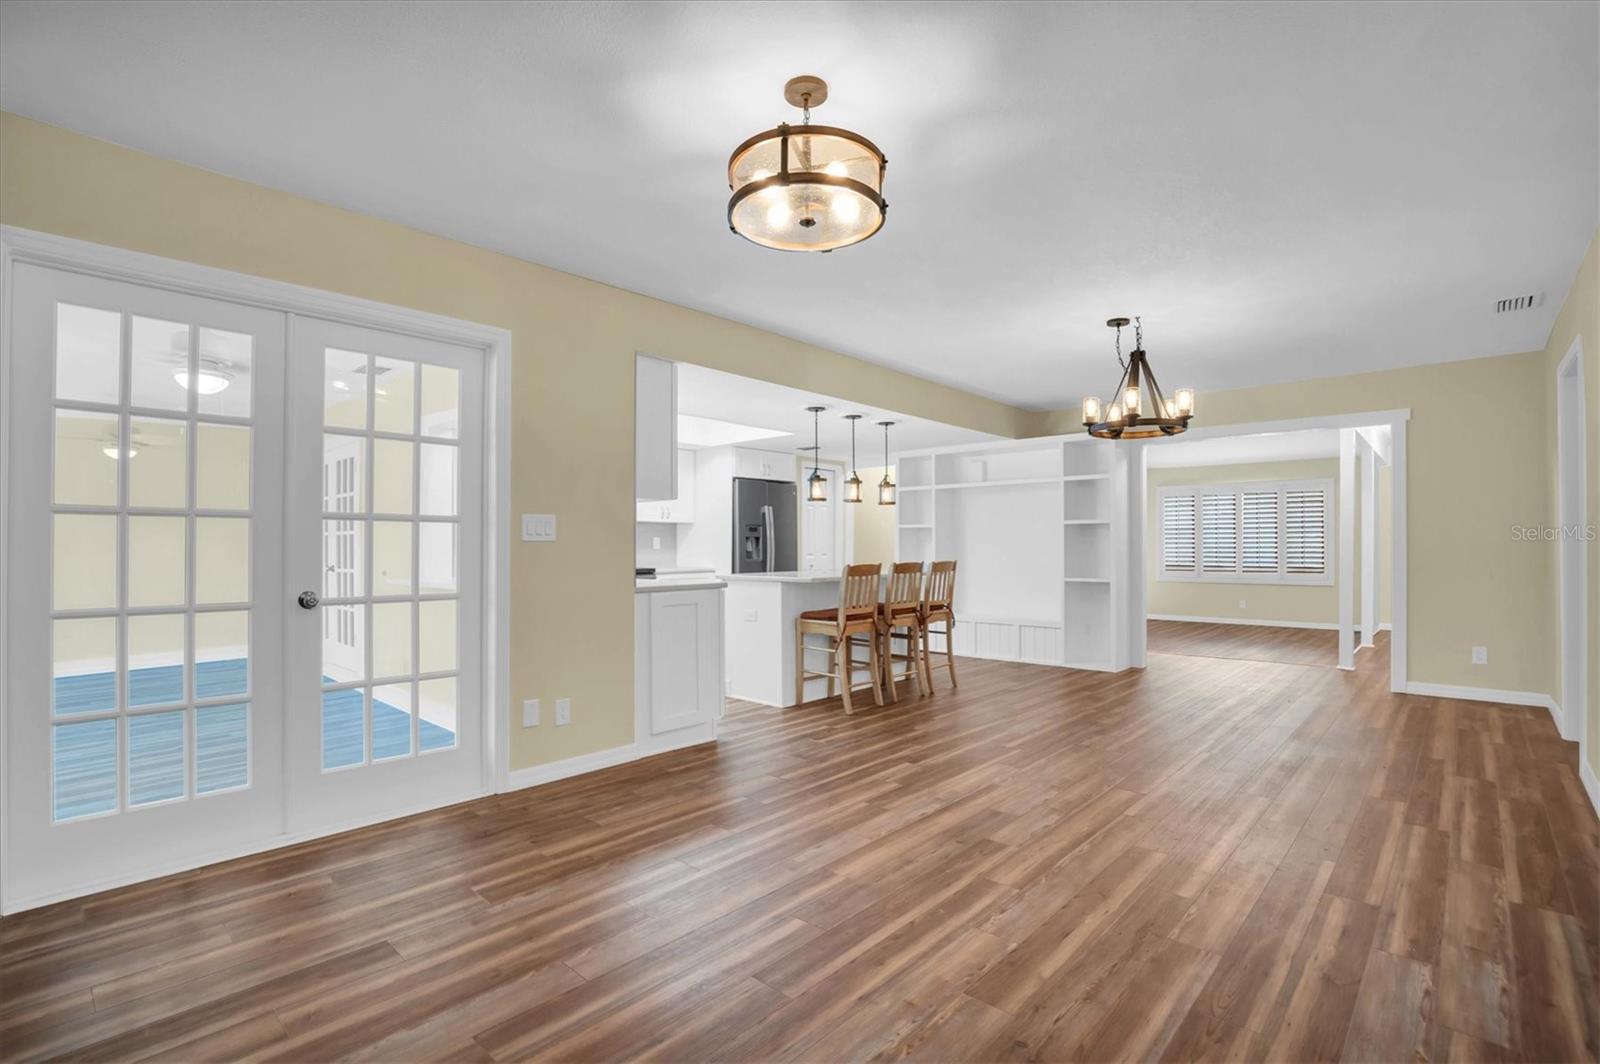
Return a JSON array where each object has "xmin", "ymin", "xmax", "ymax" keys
[{"xmin": 722, "ymin": 572, "xmax": 860, "ymax": 707}]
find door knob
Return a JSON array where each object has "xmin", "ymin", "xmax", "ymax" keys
[{"xmin": 298, "ymin": 591, "xmax": 320, "ymax": 610}]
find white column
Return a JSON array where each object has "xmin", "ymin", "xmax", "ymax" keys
[
  {"xmin": 1338, "ymin": 428, "xmax": 1357, "ymax": 670},
  {"xmin": 1360, "ymin": 443, "xmax": 1377, "ymax": 649}
]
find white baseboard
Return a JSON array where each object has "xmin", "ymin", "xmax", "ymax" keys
[
  {"xmin": 502, "ymin": 732, "xmax": 714, "ymax": 793},
  {"xmin": 1404, "ymin": 681, "xmax": 1558, "ymax": 712},
  {"xmin": 1147, "ymin": 613, "xmax": 1338, "ymax": 631}
]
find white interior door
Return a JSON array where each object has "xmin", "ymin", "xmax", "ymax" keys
[
  {"xmin": 803, "ymin": 466, "xmax": 839, "ymax": 573},
  {"xmin": 283, "ymin": 317, "xmax": 485, "ymax": 832},
  {"xmin": 4, "ymin": 263, "xmax": 286, "ymax": 909}
]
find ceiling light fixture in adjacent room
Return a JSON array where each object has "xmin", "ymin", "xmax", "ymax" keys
[
  {"xmin": 1081, "ymin": 317, "xmax": 1195, "ymax": 439},
  {"xmin": 173, "ymin": 357, "xmax": 233, "ymax": 396},
  {"xmin": 806, "ymin": 406, "xmax": 828, "ymax": 502},
  {"xmin": 843, "ymin": 413, "xmax": 864, "ymax": 503},
  {"xmin": 877, "ymin": 421, "xmax": 896, "ymax": 505},
  {"xmin": 727, "ymin": 76, "xmax": 887, "ymax": 253}
]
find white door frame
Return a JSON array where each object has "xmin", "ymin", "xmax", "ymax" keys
[
  {"xmin": 1130, "ymin": 408, "xmax": 1410, "ymax": 691},
  {"xmin": 1555, "ymin": 337, "xmax": 1588, "ymax": 760},
  {"xmin": 0, "ymin": 226, "xmax": 513, "ymax": 912}
]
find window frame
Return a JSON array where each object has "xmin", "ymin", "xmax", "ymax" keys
[{"xmin": 1156, "ymin": 477, "xmax": 1335, "ymax": 586}]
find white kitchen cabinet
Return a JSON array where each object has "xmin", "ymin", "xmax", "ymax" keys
[
  {"xmin": 635, "ymin": 354, "xmax": 677, "ymax": 500},
  {"xmin": 733, "ymin": 447, "xmax": 795, "ymax": 482},
  {"xmin": 634, "ymin": 583, "xmax": 723, "ymax": 754},
  {"xmin": 637, "ymin": 449, "xmax": 696, "ymax": 523}
]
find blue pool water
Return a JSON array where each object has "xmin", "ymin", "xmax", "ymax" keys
[{"xmin": 51, "ymin": 661, "xmax": 455, "ymax": 821}]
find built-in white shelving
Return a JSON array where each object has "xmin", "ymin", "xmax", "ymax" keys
[{"xmin": 892, "ymin": 434, "xmax": 1136, "ymax": 673}]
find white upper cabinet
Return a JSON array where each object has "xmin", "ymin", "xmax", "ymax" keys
[
  {"xmin": 635, "ymin": 354, "xmax": 677, "ymax": 500},
  {"xmin": 733, "ymin": 447, "xmax": 795, "ymax": 482},
  {"xmin": 638, "ymin": 449, "xmax": 697, "ymax": 523}
]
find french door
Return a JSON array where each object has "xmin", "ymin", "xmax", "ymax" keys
[
  {"xmin": 284, "ymin": 317, "xmax": 483, "ymax": 831},
  {"xmin": 4, "ymin": 262, "xmax": 486, "ymax": 910}
]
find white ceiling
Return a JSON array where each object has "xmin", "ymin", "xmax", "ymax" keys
[
  {"xmin": 2, "ymin": 2, "xmax": 1594, "ymax": 412},
  {"xmin": 1144, "ymin": 428, "xmax": 1341, "ymax": 468},
  {"xmin": 676, "ymin": 362, "xmax": 999, "ymax": 461}
]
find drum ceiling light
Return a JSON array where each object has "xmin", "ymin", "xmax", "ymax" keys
[
  {"xmin": 727, "ymin": 76, "xmax": 887, "ymax": 253},
  {"xmin": 1081, "ymin": 317, "xmax": 1196, "ymax": 440}
]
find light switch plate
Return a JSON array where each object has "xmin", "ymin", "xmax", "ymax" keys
[
  {"xmin": 1471, "ymin": 646, "xmax": 1488, "ymax": 665},
  {"xmin": 555, "ymin": 698, "xmax": 572, "ymax": 726},
  {"xmin": 521, "ymin": 514, "xmax": 557, "ymax": 542},
  {"xmin": 522, "ymin": 698, "xmax": 540, "ymax": 727}
]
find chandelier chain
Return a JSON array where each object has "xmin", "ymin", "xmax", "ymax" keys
[
  {"xmin": 1134, "ymin": 316, "xmax": 1143, "ymax": 351},
  {"xmin": 1114, "ymin": 322, "xmax": 1127, "ymax": 371}
]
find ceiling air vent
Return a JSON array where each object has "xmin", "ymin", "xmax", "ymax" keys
[{"xmin": 1495, "ymin": 293, "xmax": 1541, "ymax": 314}]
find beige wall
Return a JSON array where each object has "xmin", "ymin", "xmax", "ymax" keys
[
  {"xmin": 848, "ymin": 465, "xmax": 897, "ymax": 567},
  {"xmin": 1541, "ymin": 231, "xmax": 1599, "ymax": 783},
  {"xmin": 1146, "ymin": 459, "xmax": 1340, "ymax": 626},
  {"xmin": 1, "ymin": 112, "xmax": 1030, "ymax": 771},
  {"xmin": 1029, "ymin": 348, "xmax": 1557, "ymax": 696}
]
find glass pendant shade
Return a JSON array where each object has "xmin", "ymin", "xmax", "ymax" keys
[
  {"xmin": 1081, "ymin": 395, "xmax": 1102, "ymax": 424},
  {"xmin": 728, "ymin": 125, "xmax": 887, "ymax": 252},
  {"xmin": 844, "ymin": 473, "xmax": 863, "ymax": 502},
  {"xmin": 808, "ymin": 469, "xmax": 828, "ymax": 502},
  {"xmin": 876, "ymin": 420, "xmax": 896, "ymax": 504}
]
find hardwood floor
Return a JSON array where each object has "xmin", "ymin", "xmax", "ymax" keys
[
  {"xmin": 3, "ymin": 647, "xmax": 1596, "ymax": 1062},
  {"xmin": 1148, "ymin": 618, "xmax": 1342, "ymax": 667}
]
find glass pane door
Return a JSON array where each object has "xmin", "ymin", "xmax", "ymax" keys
[
  {"xmin": 5, "ymin": 263, "xmax": 286, "ymax": 910},
  {"xmin": 284, "ymin": 318, "xmax": 484, "ymax": 830}
]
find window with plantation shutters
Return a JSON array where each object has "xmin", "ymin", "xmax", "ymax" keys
[
  {"xmin": 1161, "ymin": 494, "xmax": 1196, "ymax": 572},
  {"xmin": 1241, "ymin": 491, "xmax": 1279, "ymax": 573},
  {"xmin": 1284, "ymin": 488, "xmax": 1327, "ymax": 574},
  {"xmin": 1157, "ymin": 479, "xmax": 1332, "ymax": 585},
  {"xmin": 1201, "ymin": 493, "xmax": 1237, "ymax": 571}
]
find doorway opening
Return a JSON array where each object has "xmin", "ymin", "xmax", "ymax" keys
[{"xmin": 1138, "ymin": 422, "xmax": 1397, "ymax": 677}]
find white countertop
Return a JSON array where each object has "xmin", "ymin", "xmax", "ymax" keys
[
  {"xmin": 635, "ymin": 573, "xmax": 727, "ymax": 593},
  {"xmin": 720, "ymin": 571, "xmax": 843, "ymax": 584}
]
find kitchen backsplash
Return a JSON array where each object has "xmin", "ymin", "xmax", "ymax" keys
[{"xmin": 636, "ymin": 522, "xmax": 678, "ymax": 568}]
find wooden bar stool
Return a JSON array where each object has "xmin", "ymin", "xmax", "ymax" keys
[
  {"xmin": 878, "ymin": 561, "xmax": 925, "ymax": 702},
  {"xmin": 795, "ymin": 563, "xmax": 885, "ymax": 714},
  {"xmin": 919, "ymin": 560, "xmax": 958, "ymax": 691}
]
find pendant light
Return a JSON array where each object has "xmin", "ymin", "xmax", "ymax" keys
[
  {"xmin": 877, "ymin": 421, "xmax": 896, "ymax": 505},
  {"xmin": 843, "ymin": 414, "xmax": 864, "ymax": 503},
  {"xmin": 727, "ymin": 76, "xmax": 888, "ymax": 253},
  {"xmin": 1081, "ymin": 317, "xmax": 1195, "ymax": 439},
  {"xmin": 806, "ymin": 406, "xmax": 828, "ymax": 502}
]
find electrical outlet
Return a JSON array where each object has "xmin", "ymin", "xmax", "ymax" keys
[
  {"xmin": 651, "ymin": 536, "xmax": 661, "ymax": 550},
  {"xmin": 1471, "ymin": 646, "xmax": 1488, "ymax": 665},
  {"xmin": 555, "ymin": 698, "xmax": 572, "ymax": 726},
  {"xmin": 743, "ymin": 609, "xmax": 758, "ymax": 622},
  {"xmin": 1238, "ymin": 599, "xmax": 1248, "ymax": 610},
  {"xmin": 521, "ymin": 698, "xmax": 540, "ymax": 727}
]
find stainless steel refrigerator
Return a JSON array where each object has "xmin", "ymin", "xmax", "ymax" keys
[{"xmin": 732, "ymin": 477, "xmax": 798, "ymax": 573}]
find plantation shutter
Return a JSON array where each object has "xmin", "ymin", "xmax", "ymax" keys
[
  {"xmin": 1201, "ymin": 493, "xmax": 1238, "ymax": 572},
  {"xmin": 1241, "ymin": 491, "xmax": 1280, "ymax": 573},
  {"xmin": 1162, "ymin": 494, "xmax": 1196, "ymax": 572},
  {"xmin": 1285, "ymin": 488, "xmax": 1328, "ymax": 574}
]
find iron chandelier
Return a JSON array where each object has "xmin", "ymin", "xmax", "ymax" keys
[{"xmin": 1081, "ymin": 317, "xmax": 1195, "ymax": 439}]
